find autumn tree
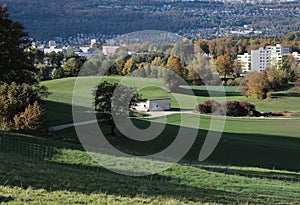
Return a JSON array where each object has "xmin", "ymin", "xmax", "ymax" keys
[
  {"xmin": 214, "ymin": 54, "xmax": 234, "ymax": 78},
  {"xmin": 53, "ymin": 56, "xmax": 86, "ymax": 79},
  {"xmin": 166, "ymin": 56, "xmax": 185, "ymax": 77},
  {"xmin": 0, "ymin": 4, "xmax": 36, "ymax": 84},
  {"xmin": 122, "ymin": 58, "xmax": 137, "ymax": 75},
  {"xmin": 187, "ymin": 54, "xmax": 215, "ymax": 85},
  {"xmin": 164, "ymin": 56, "xmax": 187, "ymax": 92},
  {"xmin": 240, "ymin": 68, "xmax": 287, "ymax": 100},
  {"xmin": 0, "ymin": 82, "xmax": 46, "ymax": 131},
  {"xmin": 278, "ymin": 55, "xmax": 300, "ymax": 82},
  {"xmin": 240, "ymin": 72, "xmax": 270, "ymax": 100}
]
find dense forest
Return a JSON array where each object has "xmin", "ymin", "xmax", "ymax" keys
[{"xmin": 3, "ymin": 0, "xmax": 300, "ymax": 40}]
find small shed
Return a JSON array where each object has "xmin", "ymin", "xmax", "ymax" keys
[{"xmin": 132, "ymin": 98, "xmax": 171, "ymax": 112}]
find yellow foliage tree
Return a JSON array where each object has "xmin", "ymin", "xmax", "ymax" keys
[{"xmin": 14, "ymin": 101, "xmax": 46, "ymax": 131}]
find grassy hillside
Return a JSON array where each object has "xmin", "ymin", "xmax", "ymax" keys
[
  {"xmin": 0, "ymin": 131, "xmax": 299, "ymax": 204},
  {"xmin": 40, "ymin": 77, "xmax": 300, "ymax": 171},
  {"xmin": 41, "ymin": 76, "xmax": 300, "ymax": 126}
]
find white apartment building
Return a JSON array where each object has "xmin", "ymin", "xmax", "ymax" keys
[
  {"xmin": 238, "ymin": 44, "xmax": 291, "ymax": 72},
  {"xmin": 251, "ymin": 47, "xmax": 271, "ymax": 72},
  {"xmin": 292, "ymin": 52, "xmax": 300, "ymax": 64},
  {"xmin": 266, "ymin": 44, "xmax": 291, "ymax": 55},
  {"xmin": 43, "ymin": 47, "xmax": 63, "ymax": 54},
  {"xmin": 102, "ymin": 45, "xmax": 120, "ymax": 55},
  {"xmin": 237, "ymin": 53, "xmax": 251, "ymax": 72},
  {"xmin": 252, "ymin": 44, "xmax": 291, "ymax": 71},
  {"xmin": 267, "ymin": 44, "xmax": 290, "ymax": 69}
]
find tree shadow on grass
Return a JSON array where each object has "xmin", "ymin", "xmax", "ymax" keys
[
  {"xmin": 0, "ymin": 152, "xmax": 280, "ymax": 204},
  {"xmin": 43, "ymin": 100, "xmax": 74, "ymax": 127},
  {"xmin": 0, "ymin": 196, "xmax": 14, "ymax": 203},
  {"xmin": 271, "ymin": 92, "xmax": 300, "ymax": 98},
  {"xmin": 1, "ymin": 121, "xmax": 300, "ymax": 203},
  {"xmin": 174, "ymin": 87, "xmax": 243, "ymax": 97},
  {"xmin": 98, "ymin": 119, "xmax": 300, "ymax": 171}
]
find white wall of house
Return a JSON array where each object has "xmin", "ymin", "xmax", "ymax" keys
[
  {"xmin": 133, "ymin": 101, "xmax": 149, "ymax": 112},
  {"xmin": 43, "ymin": 47, "xmax": 63, "ymax": 54},
  {"xmin": 132, "ymin": 98, "xmax": 171, "ymax": 112},
  {"xmin": 148, "ymin": 98, "xmax": 171, "ymax": 111}
]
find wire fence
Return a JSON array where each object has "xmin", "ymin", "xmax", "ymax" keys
[
  {"xmin": 0, "ymin": 136, "xmax": 57, "ymax": 161},
  {"xmin": 0, "ymin": 136, "xmax": 299, "ymax": 203},
  {"xmin": 0, "ymin": 136, "xmax": 300, "ymax": 183}
]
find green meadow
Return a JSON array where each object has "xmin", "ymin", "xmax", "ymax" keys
[
  {"xmin": 0, "ymin": 131, "xmax": 299, "ymax": 204},
  {"xmin": 39, "ymin": 76, "xmax": 300, "ymax": 170},
  {"xmin": 0, "ymin": 76, "xmax": 299, "ymax": 204}
]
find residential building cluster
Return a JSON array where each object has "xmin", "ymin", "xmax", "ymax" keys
[
  {"xmin": 237, "ymin": 44, "xmax": 299, "ymax": 73},
  {"xmin": 32, "ymin": 39, "xmax": 100, "ymax": 59}
]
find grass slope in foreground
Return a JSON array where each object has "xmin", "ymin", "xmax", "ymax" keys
[{"xmin": 0, "ymin": 131, "xmax": 300, "ymax": 204}]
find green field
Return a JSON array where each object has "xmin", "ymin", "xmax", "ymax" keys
[
  {"xmin": 41, "ymin": 77, "xmax": 300, "ymax": 126},
  {"xmin": 0, "ymin": 131, "xmax": 299, "ymax": 204},
  {"xmin": 39, "ymin": 77, "xmax": 300, "ymax": 170},
  {"xmin": 1, "ymin": 76, "xmax": 299, "ymax": 204}
]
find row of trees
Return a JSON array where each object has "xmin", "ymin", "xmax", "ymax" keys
[
  {"xmin": 196, "ymin": 33, "xmax": 300, "ymax": 59},
  {"xmin": 29, "ymin": 48, "xmax": 88, "ymax": 80}
]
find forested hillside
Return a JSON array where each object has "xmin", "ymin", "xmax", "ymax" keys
[{"xmin": 2, "ymin": 0, "xmax": 300, "ymax": 40}]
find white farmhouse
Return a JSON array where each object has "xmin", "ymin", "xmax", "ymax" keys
[{"xmin": 132, "ymin": 98, "xmax": 171, "ymax": 112}]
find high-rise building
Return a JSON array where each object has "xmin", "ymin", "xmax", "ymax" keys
[
  {"xmin": 91, "ymin": 39, "xmax": 97, "ymax": 47},
  {"xmin": 266, "ymin": 44, "xmax": 290, "ymax": 69},
  {"xmin": 48, "ymin": 40, "xmax": 56, "ymax": 48},
  {"xmin": 237, "ymin": 53, "xmax": 251, "ymax": 72},
  {"xmin": 251, "ymin": 44, "xmax": 290, "ymax": 71},
  {"xmin": 292, "ymin": 52, "xmax": 300, "ymax": 64},
  {"xmin": 238, "ymin": 44, "xmax": 291, "ymax": 72},
  {"xmin": 251, "ymin": 47, "xmax": 270, "ymax": 72}
]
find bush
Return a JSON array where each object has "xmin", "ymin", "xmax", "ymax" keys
[
  {"xmin": 233, "ymin": 77, "xmax": 242, "ymax": 86},
  {"xmin": 197, "ymin": 100, "xmax": 257, "ymax": 117},
  {"xmin": 197, "ymin": 100, "xmax": 221, "ymax": 114},
  {"xmin": 295, "ymin": 77, "xmax": 300, "ymax": 88},
  {"xmin": 221, "ymin": 101, "xmax": 245, "ymax": 116},
  {"xmin": 226, "ymin": 79, "xmax": 235, "ymax": 86},
  {"xmin": 0, "ymin": 82, "xmax": 47, "ymax": 131},
  {"xmin": 239, "ymin": 101, "xmax": 256, "ymax": 115}
]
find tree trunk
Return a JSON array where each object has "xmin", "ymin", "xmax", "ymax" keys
[{"xmin": 110, "ymin": 125, "xmax": 115, "ymax": 136}]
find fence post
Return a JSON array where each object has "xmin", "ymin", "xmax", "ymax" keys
[{"xmin": 45, "ymin": 146, "xmax": 48, "ymax": 159}]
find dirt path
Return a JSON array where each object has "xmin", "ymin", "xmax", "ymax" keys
[{"xmin": 49, "ymin": 110, "xmax": 195, "ymax": 131}]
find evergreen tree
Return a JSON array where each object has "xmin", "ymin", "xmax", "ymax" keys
[{"xmin": 0, "ymin": 4, "xmax": 36, "ymax": 84}]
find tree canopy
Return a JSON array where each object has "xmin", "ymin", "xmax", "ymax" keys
[
  {"xmin": 0, "ymin": 4, "xmax": 36, "ymax": 84},
  {"xmin": 93, "ymin": 81, "xmax": 141, "ymax": 135}
]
